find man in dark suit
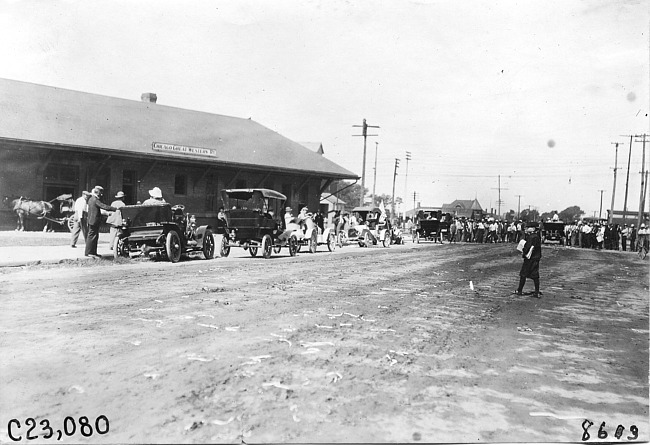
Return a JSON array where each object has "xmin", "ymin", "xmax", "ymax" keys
[{"xmin": 85, "ymin": 186, "xmax": 116, "ymax": 258}]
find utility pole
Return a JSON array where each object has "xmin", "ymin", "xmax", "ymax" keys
[
  {"xmin": 491, "ymin": 175, "xmax": 508, "ymax": 219},
  {"xmin": 636, "ymin": 134, "xmax": 647, "ymax": 229},
  {"xmin": 353, "ymin": 119, "xmax": 379, "ymax": 206},
  {"xmin": 609, "ymin": 142, "xmax": 622, "ymax": 223},
  {"xmin": 412, "ymin": 191, "xmax": 418, "ymax": 214},
  {"xmin": 371, "ymin": 141, "xmax": 379, "ymax": 207},
  {"xmin": 391, "ymin": 158, "xmax": 400, "ymax": 220},
  {"xmin": 404, "ymin": 151, "xmax": 411, "ymax": 219},
  {"xmin": 621, "ymin": 135, "xmax": 635, "ymax": 225},
  {"xmin": 515, "ymin": 194, "xmax": 523, "ymax": 220},
  {"xmin": 598, "ymin": 189, "xmax": 605, "ymax": 220}
]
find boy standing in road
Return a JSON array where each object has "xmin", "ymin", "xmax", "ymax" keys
[{"xmin": 514, "ymin": 226, "xmax": 542, "ymax": 298}]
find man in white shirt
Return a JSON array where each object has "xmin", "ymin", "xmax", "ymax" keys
[{"xmin": 70, "ymin": 191, "xmax": 90, "ymax": 248}]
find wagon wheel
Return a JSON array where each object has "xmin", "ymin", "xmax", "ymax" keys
[
  {"xmin": 202, "ymin": 229, "xmax": 215, "ymax": 260},
  {"xmin": 382, "ymin": 231, "xmax": 391, "ymax": 248},
  {"xmin": 165, "ymin": 230, "xmax": 182, "ymax": 263},
  {"xmin": 288, "ymin": 235, "xmax": 298, "ymax": 256},
  {"xmin": 261, "ymin": 234, "xmax": 273, "ymax": 259},
  {"xmin": 309, "ymin": 230, "xmax": 317, "ymax": 253},
  {"xmin": 66, "ymin": 217, "xmax": 75, "ymax": 232},
  {"xmin": 327, "ymin": 233, "xmax": 336, "ymax": 252},
  {"xmin": 220, "ymin": 235, "xmax": 230, "ymax": 257},
  {"xmin": 113, "ymin": 236, "xmax": 129, "ymax": 260},
  {"xmin": 249, "ymin": 245, "xmax": 259, "ymax": 257}
]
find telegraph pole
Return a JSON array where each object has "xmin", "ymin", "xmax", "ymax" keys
[
  {"xmin": 491, "ymin": 175, "xmax": 508, "ymax": 219},
  {"xmin": 412, "ymin": 191, "xmax": 418, "ymax": 214},
  {"xmin": 621, "ymin": 135, "xmax": 634, "ymax": 225},
  {"xmin": 636, "ymin": 134, "xmax": 647, "ymax": 229},
  {"xmin": 609, "ymin": 142, "xmax": 622, "ymax": 223},
  {"xmin": 353, "ymin": 119, "xmax": 379, "ymax": 206},
  {"xmin": 515, "ymin": 194, "xmax": 523, "ymax": 220},
  {"xmin": 371, "ymin": 141, "xmax": 379, "ymax": 207},
  {"xmin": 391, "ymin": 158, "xmax": 400, "ymax": 219},
  {"xmin": 598, "ymin": 189, "xmax": 605, "ymax": 220},
  {"xmin": 404, "ymin": 151, "xmax": 411, "ymax": 219}
]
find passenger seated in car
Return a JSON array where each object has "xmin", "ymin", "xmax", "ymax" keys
[{"xmin": 143, "ymin": 187, "xmax": 166, "ymax": 205}]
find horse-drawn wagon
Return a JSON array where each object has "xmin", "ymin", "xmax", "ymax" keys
[
  {"xmin": 112, "ymin": 204, "xmax": 215, "ymax": 262},
  {"xmin": 3, "ymin": 194, "xmax": 75, "ymax": 232}
]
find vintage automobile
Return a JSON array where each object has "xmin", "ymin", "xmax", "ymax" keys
[
  {"xmin": 349, "ymin": 206, "xmax": 391, "ymax": 248},
  {"xmin": 113, "ymin": 204, "xmax": 215, "ymax": 262},
  {"xmin": 540, "ymin": 220, "xmax": 565, "ymax": 244},
  {"xmin": 294, "ymin": 214, "xmax": 337, "ymax": 253},
  {"xmin": 413, "ymin": 210, "xmax": 448, "ymax": 243},
  {"xmin": 218, "ymin": 188, "xmax": 298, "ymax": 259}
]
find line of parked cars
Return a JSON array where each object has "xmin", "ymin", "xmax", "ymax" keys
[{"xmin": 112, "ymin": 188, "xmax": 405, "ymax": 263}]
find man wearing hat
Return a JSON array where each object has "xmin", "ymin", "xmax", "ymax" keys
[
  {"xmin": 143, "ymin": 187, "xmax": 166, "ymax": 205},
  {"xmin": 107, "ymin": 191, "xmax": 127, "ymax": 250},
  {"xmin": 70, "ymin": 191, "xmax": 91, "ymax": 248},
  {"xmin": 85, "ymin": 186, "xmax": 116, "ymax": 258},
  {"xmin": 514, "ymin": 225, "xmax": 542, "ymax": 298}
]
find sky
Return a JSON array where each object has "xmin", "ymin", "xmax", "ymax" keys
[{"xmin": 0, "ymin": 0, "xmax": 648, "ymax": 217}]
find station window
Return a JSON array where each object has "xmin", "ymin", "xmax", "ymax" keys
[{"xmin": 174, "ymin": 174, "xmax": 187, "ymax": 195}]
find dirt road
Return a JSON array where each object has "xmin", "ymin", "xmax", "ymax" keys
[{"xmin": 1, "ymin": 242, "xmax": 648, "ymax": 443}]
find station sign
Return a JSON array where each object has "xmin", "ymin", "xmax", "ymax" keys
[{"xmin": 152, "ymin": 142, "xmax": 217, "ymax": 157}]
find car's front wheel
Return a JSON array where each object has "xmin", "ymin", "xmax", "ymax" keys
[
  {"xmin": 166, "ymin": 230, "xmax": 182, "ymax": 263},
  {"xmin": 202, "ymin": 229, "xmax": 215, "ymax": 260}
]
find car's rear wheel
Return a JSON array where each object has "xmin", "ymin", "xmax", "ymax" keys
[
  {"xmin": 262, "ymin": 234, "xmax": 272, "ymax": 259},
  {"xmin": 288, "ymin": 235, "xmax": 298, "ymax": 256},
  {"xmin": 220, "ymin": 235, "xmax": 230, "ymax": 257},
  {"xmin": 113, "ymin": 236, "xmax": 129, "ymax": 259},
  {"xmin": 202, "ymin": 229, "xmax": 215, "ymax": 260},
  {"xmin": 166, "ymin": 230, "xmax": 182, "ymax": 263},
  {"xmin": 327, "ymin": 233, "xmax": 335, "ymax": 252}
]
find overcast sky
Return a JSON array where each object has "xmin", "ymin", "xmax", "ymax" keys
[{"xmin": 1, "ymin": 0, "xmax": 648, "ymax": 217}]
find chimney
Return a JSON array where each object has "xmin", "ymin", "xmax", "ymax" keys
[{"xmin": 141, "ymin": 93, "xmax": 157, "ymax": 103}]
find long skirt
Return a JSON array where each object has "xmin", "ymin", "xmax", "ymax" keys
[{"xmin": 519, "ymin": 258, "xmax": 540, "ymax": 279}]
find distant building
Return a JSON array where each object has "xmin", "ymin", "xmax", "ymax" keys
[
  {"xmin": 441, "ymin": 199, "xmax": 483, "ymax": 219},
  {"xmin": 0, "ymin": 79, "xmax": 357, "ymax": 230}
]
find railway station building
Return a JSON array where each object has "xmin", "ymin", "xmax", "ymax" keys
[{"xmin": 0, "ymin": 78, "xmax": 357, "ymax": 230}]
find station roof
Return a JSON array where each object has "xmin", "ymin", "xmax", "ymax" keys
[{"xmin": 0, "ymin": 78, "xmax": 357, "ymax": 180}]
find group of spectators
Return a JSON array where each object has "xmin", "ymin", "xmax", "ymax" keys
[{"xmin": 563, "ymin": 221, "xmax": 650, "ymax": 252}]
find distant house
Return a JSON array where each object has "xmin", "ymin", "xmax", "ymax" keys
[{"xmin": 441, "ymin": 199, "xmax": 483, "ymax": 219}]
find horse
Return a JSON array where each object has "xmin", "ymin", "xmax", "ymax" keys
[{"xmin": 3, "ymin": 196, "xmax": 53, "ymax": 231}]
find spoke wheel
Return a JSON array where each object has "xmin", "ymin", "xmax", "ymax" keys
[
  {"xmin": 66, "ymin": 217, "xmax": 75, "ymax": 232},
  {"xmin": 220, "ymin": 235, "xmax": 230, "ymax": 257},
  {"xmin": 262, "ymin": 234, "xmax": 272, "ymax": 259},
  {"xmin": 165, "ymin": 230, "xmax": 182, "ymax": 263},
  {"xmin": 202, "ymin": 229, "xmax": 215, "ymax": 260},
  {"xmin": 327, "ymin": 233, "xmax": 335, "ymax": 252},
  {"xmin": 288, "ymin": 235, "xmax": 298, "ymax": 256},
  {"xmin": 113, "ymin": 236, "xmax": 129, "ymax": 260}
]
